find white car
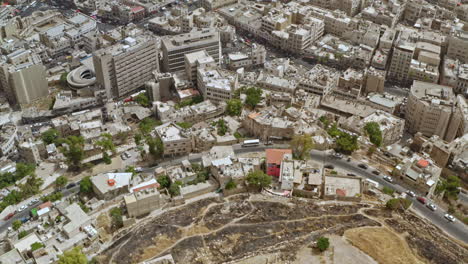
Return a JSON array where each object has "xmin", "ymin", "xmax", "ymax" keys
[
  {"xmin": 135, "ymin": 167, "xmax": 143, "ymax": 173},
  {"xmin": 18, "ymin": 205, "xmax": 27, "ymax": 212},
  {"xmin": 426, "ymin": 203, "xmax": 437, "ymax": 211},
  {"xmin": 444, "ymin": 214, "xmax": 455, "ymax": 222},
  {"xmin": 406, "ymin": 190, "xmax": 416, "ymax": 197}
]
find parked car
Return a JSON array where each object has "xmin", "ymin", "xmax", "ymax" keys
[
  {"xmin": 20, "ymin": 217, "xmax": 30, "ymax": 223},
  {"xmin": 372, "ymin": 170, "xmax": 380, "ymax": 175},
  {"xmin": 406, "ymin": 190, "xmax": 416, "ymax": 197},
  {"xmin": 347, "ymin": 173, "xmax": 356, "ymax": 176},
  {"xmin": 426, "ymin": 203, "xmax": 437, "ymax": 211},
  {"xmin": 416, "ymin": 196, "xmax": 426, "ymax": 204},
  {"xmin": 347, "ymin": 157, "xmax": 351, "ymax": 162},
  {"xmin": 4, "ymin": 212, "xmax": 15, "ymax": 221},
  {"xmin": 66, "ymin": 183, "xmax": 77, "ymax": 189},
  {"xmin": 358, "ymin": 163, "xmax": 368, "ymax": 169},
  {"xmin": 135, "ymin": 167, "xmax": 143, "ymax": 173},
  {"xmin": 18, "ymin": 205, "xmax": 27, "ymax": 212},
  {"xmin": 444, "ymin": 214, "xmax": 455, "ymax": 222},
  {"xmin": 331, "ymin": 153, "xmax": 343, "ymax": 159},
  {"xmin": 120, "ymin": 154, "xmax": 127, "ymax": 160},
  {"xmin": 383, "ymin": 176, "xmax": 394, "ymax": 183},
  {"xmin": 324, "ymin": 164, "xmax": 334, "ymax": 169}
]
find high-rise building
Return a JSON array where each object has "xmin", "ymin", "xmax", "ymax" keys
[
  {"xmin": 93, "ymin": 36, "xmax": 159, "ymax": 98},
  {"xmin": 161, "ymin": 29, "xmax": 221, "ymax": 73},
  {"xmin": 0, "ymin": 49, "xmax": 48, "ymax": 107},
  {"xmin": 447, "ymin": 29, "xmax": 468, "ymax": 63},
  {"xmin": 406, "ymin": 81, "xmax": 465, "ymax": 142}
]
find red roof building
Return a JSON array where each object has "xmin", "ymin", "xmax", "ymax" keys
[{"xmin": 266, "ymin": 149, "xmax": 292, "ymax": 177}]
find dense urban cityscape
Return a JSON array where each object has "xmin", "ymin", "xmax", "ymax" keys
[{"xmin": 0, "ymin": 0, "xmax": 466, "ymax": 263}]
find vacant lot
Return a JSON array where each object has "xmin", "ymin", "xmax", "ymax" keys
[
  {"xmin": 99, "ymin": 194, "xmax": 468, "ymax": 264},
  {"xmin": 345, "ymin": 227, "xmax": 424, "ymax": 264}
]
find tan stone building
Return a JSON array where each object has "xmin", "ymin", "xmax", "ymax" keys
[
  {"xmin": 0, "ymin": 50, "xmax": 48, "ymax": 107},
  {"xmin": 124, "ymin": 181, "xmax": 166, "ymax": 218},
  {"xmin": 447, "ymin": 28, "xmax": 468, "ymax": 63},
  {"xmin": 161, "ymin": 29, "xmax": 221, "ymax": 73},
  {"xmin": 406, "ymin": 81, "xmax": 464, "ymax": 142},
  {"xmin": 93, "ymin": 36, "xmax": 160, "ymax": 98},
  {"xmin": 153, "ymin": 122, "xmax": 192, "ymax": 157}
]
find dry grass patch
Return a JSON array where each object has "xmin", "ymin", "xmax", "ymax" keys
[{"xmin": 345, "ymin": 227, "xmax": 424, "ymax": 264}]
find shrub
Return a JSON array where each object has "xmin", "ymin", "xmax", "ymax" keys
[
  {"xmin": 316, "ymin": 237, "xmax": 330, "ymax": 251},
  {"xmin": 225, "ymin": 179, "xmax": 237, "ymax": 190},
  {"xmin": 382, "ymin": 186, "xmax": 394, "ymax": 195}
]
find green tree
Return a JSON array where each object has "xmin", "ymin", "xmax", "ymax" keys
[
  {"xmin": 102, "ymin": 152, "xmax": 112, "ymax": 164},
  {"xmin": 216, "ymin": 119, "xmax": 228, "ymax": 136},
  {"xmin": 20, "ymin": 175, "xmax": 43, "ymax": 197},
  {"xmin": 79, "ymin": 176, "xmax": 93, "ymax": 194},
  {"xmin": 245, "ymin": 87, "xmax": 263, "ymax": 108},
  {"xmin": 18, "ymin": 230, "xmax": 28, "ymax": 239},
  {"xmin": 319, "ymin": 116, "xmax": 330, "ymax": 128},
  {"xmin": 386, "ymin": 198, "xmax": 412, "ymax": 211},
  {"xmin": 316, "ymin": 237, "xmax": 330, "ymax": 251},
  {"xmin": 15, "ymin": 163, "xmax": 36, "ymax": 179},
  {"xmin": 125, "ymin": 166, "xmax": 137, "ymax": 175},
  {"xmin": 138, "ymin": 117, "xmax": 158, "ymax": 135},
  {"xmin": 290, "ymin": 134, "xmax": 314, "ymax": 159},
  {"xmin": 364, "ymin": 122, "xmax": 383, "ymax": 147},
  {"xmin": 55, "ymin": 176, "xmax": 68, "ymax": 189},
  {"xmin": 41, "ymin": 192, "xmax": 63, "ymax": 202},
  {"xmin": 58, "ymin": 136, "xmax": 85, "ymax": 170},
  {"xmin": 436, "ymin": 176, "xmax": 461, "ymax": 200},
  {"xmin": 225, "ymin": 179, "xmax": 237, "ymax": 190},
  {"xmin": 134, "ymin": 133, "xmax": 143, "ymax": 145},
  {"xmin": 382, "ymin": 186, "xmax": 394, "ymax": 195},
  {"xmin": 147, "ymin": 136, "xmax": 164, "ymax": 158},
  {"xmin": 30, "ymin": 242, "xmax": 44, "ymax": 251},
  {"xmin": 96, "ymin": 133, "xmax": 116, "ymax": 153},
  {"xmin": 109, "ymin": 207, "xmax": 123, "ymax": 230},
  {"xmin": 245, "ymin": 170, "xmax": 272, "ymax": 191},
  {"xmin": 367, "ymin": 146, "xmax": 377, "ymax": 157},
  {"xmin": 157, "ymin": 175, "xmax": 171, "ymax": 189},
  {"xmin": 226, "ymin": 99, "xmax": 243, "ymax": 116},
  {"xmin": 57, "ymin": 247, "xmax": 87, "ymax": 264},
  {"xmin": 59, "ymin": 72, "xmax": 68, "ymax": 87},
  {"xmin": 169, "ymin": 184, "xmax": 181, "ymax": 197},
  {"xmin": 134, "ymin": 92, "xmax": 150, "ymax": 107},
  {"xmin": 335, "ymin": 133, "xmax": 359, "ymax": 154},
  {"xmin": 41, "ymin": 129, "xmax": 59, "ymax": 145},
  {"xmin": 12, "ymin": 220, "xmax": 22, "ymax": 231}
]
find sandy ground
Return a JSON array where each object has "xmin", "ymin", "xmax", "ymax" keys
[{"xmin": 345, "ymin": 227, "xmax": 425, "ymax": 264}]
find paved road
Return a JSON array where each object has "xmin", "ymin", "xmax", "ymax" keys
[
  {"xmin": 310, "ymin": 150, "xmax": 468, "ymax": 244},
  {"xmin": 0, "ymin": 185, "xmax": 80, "ymax": 234}
]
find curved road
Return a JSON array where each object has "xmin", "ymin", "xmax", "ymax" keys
[
  {"xmin": 310, "ymin": 150, "xmax": 468, "ymax": 244},
  {"xmin": 2, "ymin": 144, "xmax": 465, "ymax": 244}
]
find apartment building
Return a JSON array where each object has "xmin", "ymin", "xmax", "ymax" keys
[
  {"xmin": 447, "ymin": 29, "xmax": 468, "ymax": 63},
  {"xmin": 197, "ymin": 67, "xmax": 238, "ymax": 104},
  {"xmin": 124, "ymin": 180, "xmax": 166, "ymax": 218},
  {"xmin": 153, "ymin": 122, "xmax": 192, "ymax": 157},
  {"xmin": 201, "ymin": 0, "xmax": 238, "ymax": 10},
  {"xmin": 0, "ymin": 123, "xmax": 18, "ymax": 157},
  {"xmin": 161, "ymin": 29, "xmax": 221, "ymax": 73},
  {"xmin": 387, "ymin": 43, "xmax": 415, "ymax": 85},
  {"xmin": 0, "ymin": 49, "xmax": 48, "ymax": 107},
  {"xmin": 297, "ymin": 65, "xmax": 339, "ymax": 96},
  {"xmin": 308, "ymin": 0, "xmax": 362, "ymax": 16},
  {"xmin": 93, "ymin": 36, "xmax": 160, "ymax": 98},
  {"xmin": 406, "ymin": 81, "xmax": 462, "ymax": 142},
  {"xmin": 184, "ymin": 50, "xmax": 215, "ymax": 84}
]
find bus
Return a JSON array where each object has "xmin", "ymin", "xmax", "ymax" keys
[{"xmin": 242, "ymin": 139, "xmax": 260, "ymax": 147}]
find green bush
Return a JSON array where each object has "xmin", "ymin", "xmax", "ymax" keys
[
  {"xmin": 225, "ymin": 179, "xmax": 237, "ymax": 190},
  {"xmin": 18, "ymin": 230, "xmax": 28, "ymax": 239},
  {"xmin": 110, "ymin": 207, "xmax": 123, "ymax": 230},
  {"xmin": 382, "ymin": 186, "xmax": 394, "ymax": 195},
  {"xmin": 316, "ymin": 237, "xmax": 330, "ymax": 251},
  {"xmin": 30, "ymin": 242, "xmax": 44, "ymax": 251},
  {"xmin": 386, "ymin": 198, "xmax": 412, "ymax": 211}
]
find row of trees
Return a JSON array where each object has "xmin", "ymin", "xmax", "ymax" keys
[{"xmin": 0, "ymin": 163, "xmax": 43, "ymax": 214}]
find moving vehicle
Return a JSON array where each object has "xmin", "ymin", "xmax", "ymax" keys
[
  {"xmin": 383, "ymin": 176, "xmax": 394, "ymax": 183},
  {"xmin": 242, "ymin": 139, "xmax": 260, "ymax": 147},
  {"xmin": 358, "ymin": 163, "xmax": 368, "ymax": 169},
  {"xmin": 66, "ymin": 183, "xmax": 77, "ymax": 189},
  {"xmin": 406, "ymin": 190, "xmax": 416, "ymax": 197},
  {"xmin": 444, "ymin": 214, "xmax": 455, "ymax": 222},
  {"xmin": 416, "ymin": 196, "xmax": 426, "ymax": 204},
  {"xmin": 426, "ymin": 203, "xmax": 436, "ymax": 211},
  {"xmin": 372, "ymin": 170, "xmax": 380, "ymax": 175},
  {"xmin": 347, "ymin": 173, "xmax": 356, "ymax": 176}
]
